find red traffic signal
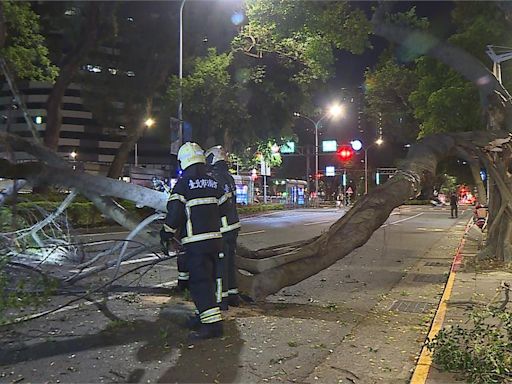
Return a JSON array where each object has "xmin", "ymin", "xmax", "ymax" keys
[{"xmin": 337, "ymin": 145, "xmax": 354, "ymax": 162}]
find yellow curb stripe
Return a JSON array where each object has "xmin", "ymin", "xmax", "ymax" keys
[{"xmin": 410, "ymin": 236, "xmax": 465, "ymax": 384}]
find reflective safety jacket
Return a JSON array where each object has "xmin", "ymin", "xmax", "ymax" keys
[
  {"xmin": 209, "ymin": 161, "xmax": 241, "ymax": 235},
  {"xmin": 163, "ymin": 163, "xmax": 229, "ymax": 253}
]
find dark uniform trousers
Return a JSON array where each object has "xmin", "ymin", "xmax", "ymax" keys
[
  {"xmin": 187, "ymin": 249, "xmax": 220, "ymax": 318},
  {"xmin": 222, "ymin": 230, "xmax": 239, "ymax": 301},
  {"xmin": 178, "ymin": 250, "xmax": 223, "ymax": 307}
]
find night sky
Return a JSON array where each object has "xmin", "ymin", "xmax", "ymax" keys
[{"xmin": 186, "ymin": 1, "xmax": 457, "ymax": 186}]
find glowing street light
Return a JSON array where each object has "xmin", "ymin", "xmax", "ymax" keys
[
  {"xmin": 293, "ymin": 103, "xmax": 345, "ymax": 200},
  {"xmin": 135, "ymin": 117, "xmax": 155, "ymax": 167},
  {"xmin": 359, "ymin": 137, "xmax": 384, "ymax": 194},
  {"xmin": 70, "ymin": 150, "xmax": 77, "ymax": 160},
  {"xmin": 144, "ymin": 117, "xmax": 155, "ymax": 128}
]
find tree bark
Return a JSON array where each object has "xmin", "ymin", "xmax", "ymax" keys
[
  {"xmin": 106, "ymin": 98, "xmax": 154, "ymax": 179},
  {"xmin": 0, "ymin": 159, "xmax": 167, "ymax": 213},
  {"xmin": 236, "ymin": 132, "xmax": 512, "ymax": 300}
]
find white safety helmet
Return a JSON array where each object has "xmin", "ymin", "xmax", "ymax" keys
[
  {"xmin": 205, "ymin": 145, "xmax": 227, "ymax": 166},
  {"xmin": 177, "ymin": 142, "xmax": 205, "ymax": 170}
]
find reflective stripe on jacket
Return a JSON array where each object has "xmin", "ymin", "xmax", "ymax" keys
[
  {"xmin": 209, "ymin": 162, "xmax": 241, "ymax": 235},
  {"xmin": 164, "ymin": 164, "xmax": 229, "ymax": 253}
]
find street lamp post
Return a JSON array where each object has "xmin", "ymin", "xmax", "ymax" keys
[
  {"xmin": 178, "ymin": 0, "xmax": 186, "ymax": 146},
  {"xmin": 294, "ymin": 104, "xmax": 343, "ymax": 201},
  {"xmin": 70, "ymin": 150, "xmax": 77, "ymax": 170},
  {"xmin": 135, "ymin": 118, "xmax": 155, "ymax": 167},
  {"xmin": 362, "ymin": 138, "xmax": 383, "ymax": 194}
]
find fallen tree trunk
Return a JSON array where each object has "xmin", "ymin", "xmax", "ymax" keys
[
  {"xmin": 2, "ymin": 131, "xmax": 511, "ymax": 300},
  {"xmin": 0, "ymin": 158, "xmax": 167, "ymax": 212},
  {"xmin": 236, "ymin": 132, "xmax": 511, "ymax": 300},
  {"xmin": 0, "ymin": 132, "xmax": 164, "ymax": 241}
]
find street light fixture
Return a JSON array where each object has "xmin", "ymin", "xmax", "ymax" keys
[
  {"xmin": 144, "ymin": 117, "xmax": 155, "ymax": 128},
  {"xmin": 135, "ymin": 117, "xmax": 155, "ymax": 167},
  {"xmin": 293, "ymin": 103, "xmax": 344, "ymax": 201},
  {"xmin": 359, "ymin": 137, "xmax": 383, "ymax": 195},
  {"xmin": 70, "ymin": 150, "xmax": 78, "ymax": 170}
]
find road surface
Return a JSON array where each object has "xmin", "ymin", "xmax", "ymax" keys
[{"xmin": 1, "ymin": 204, "xmax": 472, "ymax": 383}]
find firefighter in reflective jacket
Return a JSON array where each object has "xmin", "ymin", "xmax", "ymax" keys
[
  {"xmin": 205, "ymin": 145, "xmax": 241, "ymax": 309},
  {"xmin": 160, "ymin": 142, "xmax": 229, "ymax": 340}
]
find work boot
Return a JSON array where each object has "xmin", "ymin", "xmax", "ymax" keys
[
  {"xmin": 185, "ymin": 315, "xmax": 201, "ymax": 330},
  {"xmin": 228, "ymin": 294, "xmax": 240, "ymax": 307},
  {"xmin": 220, "ymin": 299, "xmax": 229, "ymax": 311},
  {"xmin": 188, "ymin": 322, "xmax": 223, "ymax": 341}
]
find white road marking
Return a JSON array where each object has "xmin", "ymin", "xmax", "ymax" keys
[
  {"xmin": 303, "ymin": 220, "xmax": 333, "ymax": 226},
  {"xmin": 239, "ymin": 230, "xmax": 266, "ymax": 236},
  {"xmin": 70, "ymin": 254, "xmax": 177, "ymax": 273},
  {"xmin": 382, "ymin": 212, "xmax": 423, "ymax": 227}
]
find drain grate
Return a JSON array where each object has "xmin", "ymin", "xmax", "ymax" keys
[
  {"xmin": 412, "ymin": 273, "xmax": 448, "ymax": 283},
  {"xmin": 388, "ymin": 300, "xmax": 435, "ymax": 314},
  {"xmin": 424, "ymin": 261, "xmax": 451, "ymax": 267}
]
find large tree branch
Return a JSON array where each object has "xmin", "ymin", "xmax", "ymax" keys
[
  {"xmin": 238, "ymin": 131, "xmax": 510, "ymax": 300},
  {"xmin": 0, "ymin": 132, "xmax": 162, "ymax": 239},
  {"xmin": 0, "ymin": 159, "xmax": 166, "ymax": 213}
]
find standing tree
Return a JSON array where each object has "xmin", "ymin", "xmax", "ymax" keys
[
  {"xmin": 79, "ymin": 2, "xmax": 178, "ymax": 179},
  {"xmin": 39, "ymin": 2, "xmax": 113, "ymax": 152}
]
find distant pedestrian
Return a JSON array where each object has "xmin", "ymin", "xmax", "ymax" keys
[
  {"xmin": 450, "ymin": 191, "xmax": 458, "ymax": 218},
  {"xmin": 336, "ymin": 193, "xmax": 342, "ymax": 209}
]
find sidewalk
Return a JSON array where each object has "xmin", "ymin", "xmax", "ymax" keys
[{"xmin": 411, "ymin": 221, "xmax": 512, "ymax": 384}]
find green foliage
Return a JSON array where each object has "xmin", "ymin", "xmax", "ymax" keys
[
  {"xmin": 0, "ymin": 255, "xmax": 59, "ymax": 324},
  {"xmin": 10, "ymin": 198, "xmax": 152, "ymax": 228},
  {"xmin": 449, "ymin": 2, "xmax": 512, "ymax": 91},
  {"xmin": 167, "ymin": 48, "xmax": 249, "ymax": 148},
  {"xmin": 364, "ymin": 4, "xmax": 502, "ymax": 141},
  {"xmin": 364, "ymin": 54, "xmax": 420, "ymax": 143},
  {"xmin": 237, "ymin": 203, "xmax": 285, "ymax": 215},
  {"xmin": 427, "ymin": 308, "xmax": 512, "ymax": 383},
  {"xmin": 0, "ymin": 207, "xmax": 11, "ymax": 231},
  {"xmin": 234, "ymin": 1, "xmax": 372, "ymax": 84},
  {"xmin": 2, "ymin": 1, "xmax": 58, "ymax": 81},
  {"xmin": 409, "ymin": 57, "xmax": 483, "ymax": 137},
  {"xmin": 385, "ymin": 7, "xmax": 429, "ymax": 30},
  {"xmin": 231, "ymin": 138, "xmax": 290, "ymax": 173}
]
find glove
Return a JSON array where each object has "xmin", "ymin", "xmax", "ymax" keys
[{"xmin": 160, "ymin": 228, "xmax": 170, "ymax": 256}]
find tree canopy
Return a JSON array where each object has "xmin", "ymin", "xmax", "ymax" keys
[{"xmin": 0, "ymin": 1, "xmax": 57, "ymax": 81}]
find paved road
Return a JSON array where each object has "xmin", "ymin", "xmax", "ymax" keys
[
  {"xmin": 1, "ymin": 204, "xmax": 473, "ymax": 383},
  {"xmin": 238, "ymin": 205, "xmax": 468, "ymax": 249},
  {"xmin": 74, "ymin": 204, "xmax": 471, "ymax": 288}
]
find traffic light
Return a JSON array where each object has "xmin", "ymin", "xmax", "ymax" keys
[{"xmin": 337, "ymin": 145, "xmax": 354, "ymax": 162}]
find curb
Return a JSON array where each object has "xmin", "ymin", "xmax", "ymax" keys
[{"xmin": 410, "ymin": 218, "xmax": 474, "ymax": 383}]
